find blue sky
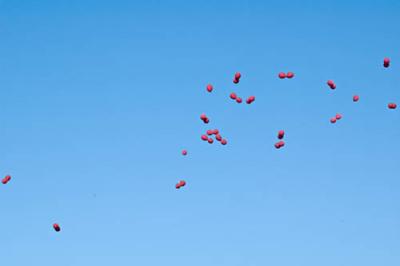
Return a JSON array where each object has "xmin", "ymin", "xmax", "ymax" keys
[{"xmin": 0, "ymin": 0, "xmax": 399, "ymax": 265}]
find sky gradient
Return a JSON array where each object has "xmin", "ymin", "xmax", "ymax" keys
[{"xmin": 1, "ymin": 1, "xmax": 399, "ymax": 265}]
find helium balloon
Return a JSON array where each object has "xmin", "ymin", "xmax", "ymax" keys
[
  {"xmin": 236, "ymin": 97, "xmax": 242, "ymax": 103},
  {"xmin": 221, "ymin": 139, "xmax": 227, "ymax": 145},
  {"xmin": 383, "ymin": 57, "xmax": 390, "ymax": 68},
  {"xmin": 278, "ymin": 72, "xmax": 286, "ymax": 79},
  {"xmin": 215, "ymin": 134, "xmax": 222, "ymax": 141},
  {"xmin": 353, "ymin": 95, "xmax": 359, "ymax": 102},
  {"xmin": 330, "ymin": 117, "xmax": 337, "ymax": 123},
  {"xmin": 274, "ymin": 141, "xmax": 285, "ymax": 149},
  {"xmin": 388, "ymin": 103, "xmax": 397, "ymax": 109},
  {"xmin": 278, "ymin": 130, "xmax": 285, "ymax": 139},
  {"xmin": 234, "ymin": 72, "xmax": 241, "ymax": 80},
  {"xmin": 233, "ymin": 79, "xmax": 239, "ymax": 84},
  {"xmin": 208, "ymin": 138, "xmax": 214, "ymax": 144},
  {"xmin": 2, "ymin": 175, "xmax": 11, "ymax": 184},
  {"xmin": 230, "ymin": 92, "xmax": 237, "ymax": 100},
  {"xmin": 335, "ymin": 113, "xmax": 342, "ymax": 120},
  {"xmin": 201, "ymin": 135, "xmax": 208, "ymax": 141},
  {"xmin": 53, "ymin": 223, "xmax": 61, "ymax": 232},
  {"xmin": 286, "ymin": 72, "xmax": 294, "ymax": 79},
  {"xmin": 206, "ymin": 84, "xmax": 213, "ymax": 92},
  {"xmin": 207, "ymin": 129, "xmax": 214, "ymax": 135},
  {"xmin": 181, "ymin": 150, "xmax": 187, "ymax": 156}
]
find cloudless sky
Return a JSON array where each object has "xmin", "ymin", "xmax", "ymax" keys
[{"xmin": 1, "ymin": 0, "xmax": 399, "ymax": 265}]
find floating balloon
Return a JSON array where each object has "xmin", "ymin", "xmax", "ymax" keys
[
  {"xmin": 221, "ymin": 139, "xmax": 227, "ymax": 145},
  {"xmin": 353, "ymin": 95, "xmax": 360, "ymax": 102},
  {"xmin": 2, "ymin": 175, "xmax": 11, "ymax": 184},
  {"xmin": 230, "ymin": 92, "xmax": 237, "ymax": 100},
  {"xmin": 207, "ymin": 129, "xmax": 214, "ymax": 135},
  {"xmin": 201, "ymin": 135, "xmax": 208, "ymax": 141},
  {"xmin": 246, "ymin": 96, "xmax": 255, "ymax": 104},
  {"xmin": 274, "ymin": 141, "xmax": 285, "ymax": 149},
  {"xmin": 234, "ymin": 72, "xmax": 241, "ymax": 80},
  {"xmin": 233, "ymin": 79, "xmax": 239, "ymax": 84},
  {"xmin": 179, "ymin": 180, "xmax": 186, "ymax": 187},
  {"xmin": 336, "ymin": 113, "xmax": 342, "ymax": 120},
  {"xmin": 215, "ymin": 134, "xmax": 222, "ymax": 141},
  {"xmin": 53, "ymin": 223, "xmax": 61, "ymax": 232},
  {"xmin": 181, "ymin": 150, "xmax": 187, "ymax": 156},
  {"xmin": 327, "ymin": 80, "xmax": 336, "ymax": 89},
  {"xmin": 286, "ymin": 72, "xmax": 294, "ymax": 79},
  {"xmin": 388, "ymin": 103, "xmax": 397, "ymax": 109},
  {"xmin": 278, "ymin": 72, "xmax": 286, "ymax": 79},
  {"xmin": 278, "ymin": 130, "xmax": 285, "ymax": 139},
  {"xmin": 330, "ymin": 117, "xmax": 337, "ymax": 123},
  {"xmin": 208, "ymin": 138, "xmax": 214, "ymax": 144},
  {"xmin": 236, "ymin": 97, "xmax": 242, "ymax": 103},
  {"xmin": 383, "ymin": 57, "xmax": 390, "ymax": 68},
  {"xmin": 206, "ymin": 84, "xmax": 213, "ymax": 92}
]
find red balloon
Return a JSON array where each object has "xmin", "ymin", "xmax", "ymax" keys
[
  {"xmin": 335, "ymin": 113, "xmax": 342, "ymax": 120},
  {"xmin": 353, "ymin": 95, "xmax": 359, "ymax": 102},
  {"xmin": 53, "ymin": 223, "xmax": 61, "ymax": 232},
  {"xmin": 388, "ymin": 103, "xmax": 397, "ymax": 109},
  {"xmin": 327, "ymin": 80, "xmax": 336, "ymax": 89},
  {"xmin": 2, "ymin": 175, "xmax": 11, "ymax": 184},
  {"xmin": 278, "ymin": 130, "xmax": 285, "ymax": 139},
  {"xmin": 181, "ymin": 150, "xmax": 187, "ymax": 156},
  {"xmin": 234, "ymin": 72, "xmax": 241, "ymax": 80},
  {"xmin": 206, "ymin": 84, "xmax": 213, "ymax": 92},
  {"xmin": 201, "ymin": 135, "xmax": 208, "ymax": 141},
  {"xmin": 330, "ymin": 117, "xmax": 337, "ymax": 123},
  {"xmin": 208, "ymin": 138, "xmax": 214, "ymax": 144},
  {"xmin": 278, "ymin": 72, "xmax": 286, "ymax": 79},
  {"xmin": 246, "ymin": 96, "xmax": 255, "ymax": 104},
  {"xmin": 204, "ymin": 118, "xmax": 209, "ymax": 124},
  {"xmin": 215, "ymin": 134, "xmax": 222, "ymax": 141},
  {"xmin": 221, "ymin": 139, "xmax": 227, "ymax": 145},
  {"xmin": 200, "ymin": 114, "xmax": 207, "ymax": 120},
  {"xmin": 383, "ymin": 57, "xmax": 390, "ymax": 68},
  {"xmin": 274, "ymin": 141, "xmax": 285, "ymax": 149},
  {"xmin": 213, "ymin": 129, "xmax": 219, "ymax": 135},
  {"xmin": 179, "ymin": 180, "xmax": 186, "ymax": 187},
  {"xmin": 236, "ymin": 97, "xmax": 242, "ymax": 103},
  {"xmin": 175, "ymin": 183, "xmax": 181, "ymax": 189},
  {"xmin": 233, "ymin": 79, "xmax": 239, "ymax": 84},
  {"xmin": 207, "ymin": 129, "xmax": 214, "ymax": 135},
  {"xmin": 286, "ymin": 72, "xmax": 294, "ymax": 79},
  {"xmin": 230, "ymin": 92, "xmax": 237, "ymax": 100}
]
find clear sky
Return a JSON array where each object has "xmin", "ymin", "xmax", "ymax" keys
[{"xmin": 0, "ymin": 0, "xmax": 399, "ymax": 265}]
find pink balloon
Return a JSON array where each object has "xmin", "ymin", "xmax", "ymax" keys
[
  {"xmin": 335, "ymin": 113, "xmax": 342, "ymax": 120},
  {"xmin": 278, "ymin": 130, "xmax": 285, "ymax": 139},
  {"xmin": 388, "ymin": 103, "xmax": 397, "ymax": 109},
  {"xmin": 53, "ymin": 223, "xmax": 61, "ymax": 232},
  {"xmin": 330, "ymin": 117, "xmax": 337, "ymax": 123},
  {"xmin": 234, "ymin": 72, "xmax": 241, "ymax": 80},
  {"xmin": 221, "ymin": 139, "xmax": 227, "ymax": 145},
  {"xmin": 278, "ymin": 72, "xmax": 286, "ymax": 79},
  {"xmin": 206, "ymin": 84, "xmax": 213, "ymax": 92},
  {"xmin": 1, "ymin": 175, "xmax": 11, "ymax": 184},
  {"xmin": 181, "ymin": 150, "xmax": 187, "ymax": 156},
  {"xmin": 236, "ymin": 97, "xmax": 242, "ymax": 103},
  {"xmin": 353, "ymin": 95, "xmax": 359, "ymax": 102},
  {"xmin": 383, "ymin": 57, "xmax": 390, "ymax": 68},
  {"xmin": 201, "ymin": 135, "xmax": 208, "ymax": 141},
  {"xmin": 286, "ymin": 72, "xmax": 294, "ymax": 79},
  {"xmin": 230, "ymin": 92, "xmax": 237, "ymax": 100},
  {"xmin": 208, "ymin": 138, "xmax": 214, "ymax": 144}
]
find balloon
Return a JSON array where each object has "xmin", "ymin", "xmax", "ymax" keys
[
  {"xmin": 230, "ymin": 92, "xmax": 237, "ymax": 100},
  {"xmin": 278, "ymin": 72, "xmax": 286, "ymax": 79},
  {"xmin": 181, "ymin": 150, "xmax": 187, "ymax": 156},
  {"xmin": 330, "ymin": 117, "xmax": 337, "ymax": 123},
  {"xmin": 207, "ymin": 129, "xmax": 214, "ymax": 135},
  {"xmin": 234, "ymin": 72, "xmax": 241, "ymax": 80},
  {"xmin": 201, "ymin": 135, "xmax": 208, "ymax": 141},
  {"xmin": 383, "ymin": 57, "xmax": 390, "ymax": 68},
  {"xmin": 286, "ymin": 72, "xmax": 294, "ymax": 79},
  {"xmin": 2, "ymin": 175, "xmax": 11, "ymax": 184},
  {"xmin": 221, "ymin": 139, "xmax": 227, "ymax": 145},
  {"xmin": 236, "ymin": 97, "xmax": 242, "ymax": 103},
  {"xmin": 278, "ymin": 130, "xmax": 285, "ymax": 139},
  {"xmin": 388, "ymin": 103, "xmax": 397, "ymax": 109},
  {"xmin": 206, "ymin": 84, "xmax": 213, "ymax": 92},
  {"xmin": 215, "ymin": 134, "xmax": 222, "ymax": 141},
  {"xmin": 208, "ymin": 138, "xmax": 214, "ymax": 144},
  {"xmin": 274, "ymin": 141, "xmax": 285, "ymax": 149},
  {"xmin": 53, "ymin": 223, "xmax": 61, "ymax": 232},
  {"xmin": 353, "ymin": 95, "xmax": 359, "ymax": 102},
  {"xmin": 335, "ymin": 113, "xmax": 342, "ymax": 120},
  {"xmin": 246, "ymin": 96, "xmax": 255, "ymax": 104}
]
